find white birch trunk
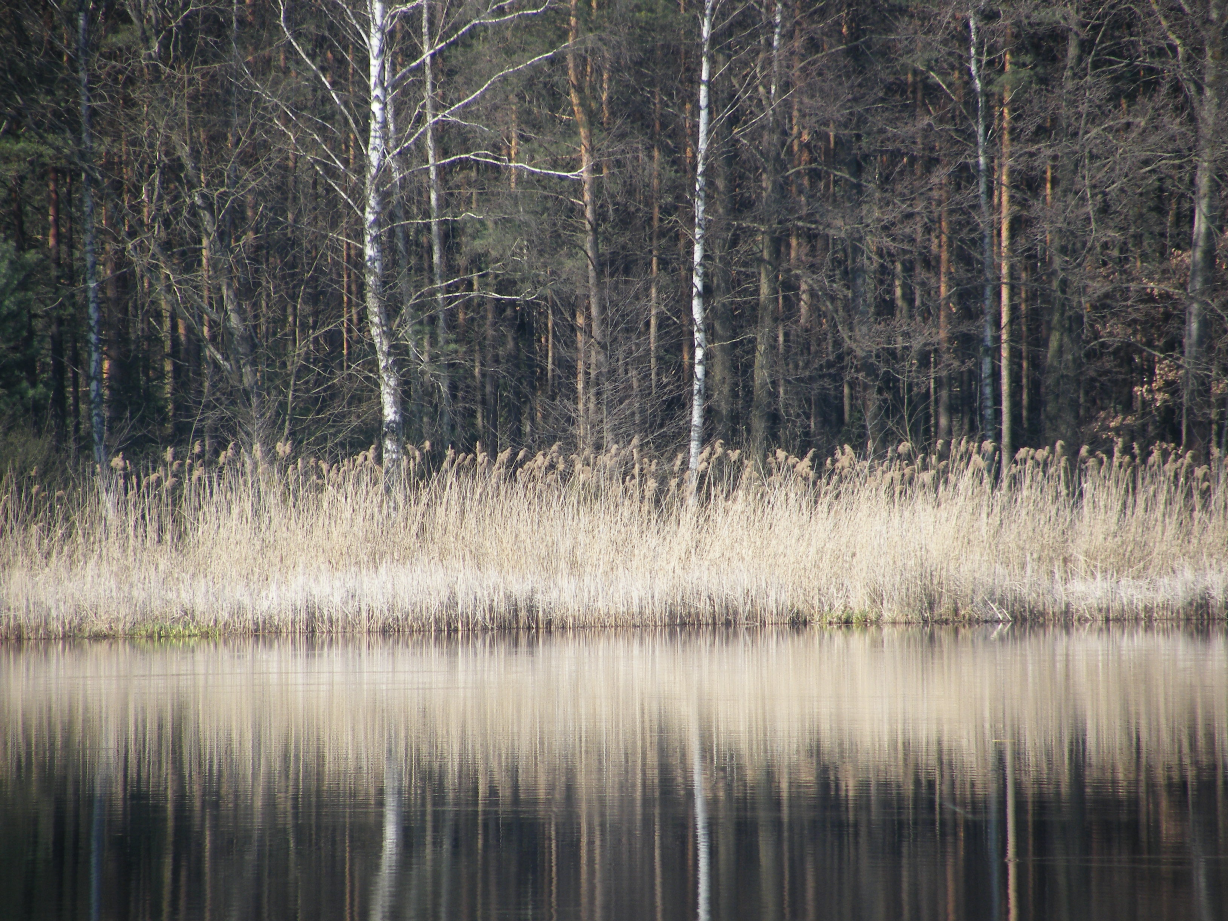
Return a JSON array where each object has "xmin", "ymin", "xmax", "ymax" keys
[
  {"xmin": 687, "ymin": 0, "xmax": 716, "ymax": 484},
  {"xmin": 365, "ymin": 0, "xmax": 405, "ymax": 479}
]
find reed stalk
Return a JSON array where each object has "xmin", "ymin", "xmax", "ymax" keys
[{"xmin": 2, "ymin": 439, "xmax": 1226, "ymax": 635}]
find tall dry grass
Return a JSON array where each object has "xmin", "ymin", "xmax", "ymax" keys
[{"xmin": 2, "ymin": 438, "xmax": 1226, "ymax": 635}]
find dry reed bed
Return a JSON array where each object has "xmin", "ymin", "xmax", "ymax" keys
[
  {"xmin": 3, "ymin": 629, "xmax": 1225, "ymax": 796},
  {"xmin": 2, "ymin": 438, "xmax": 1227, "ymax": 635}
]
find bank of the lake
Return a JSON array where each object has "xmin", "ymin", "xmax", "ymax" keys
[{"xmin": 3, "ymin": 438, "xmax": 1227, "ymax": 636}]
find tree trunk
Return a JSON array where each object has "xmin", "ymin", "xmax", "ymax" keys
[
  {"xmin": 1042, "ymin": 8, "xmax": 1084, "ymax": 450},
  {"xmin": 176, "ymin": 139, "xmax": 266, "ymax": 459},
  {"xmin": 48, "ymin": 167, "xmax": 68, "ymax": 448},
  {"xmin": 649, "ymin": 88, "xmax": 662, "ymax": 411},
  {"xmin": 422, "ymin": 0, "xmax": 453, "ymax": 447},
  {"xmin": 851, "ymin": 233, "xmax": 880, "ymax": 454},
  {"xmin": 893, "ymin": 257, "xmax": 909, "ymax": 439},
  {"xmin": 970, "ymin": 7, "xmax": 996, "ymax": 448},
  {"xmin": 709, "ymin": 97, "xmax": 735, "ymax": 445},
  {"xmin": 937, "ymin": 161, "xmax": 952, "ymax": 446},
  {"xmin": 364, "ymin": 0, "xmax": 404, "ymax": 479},
  {"xmin": 749, "ymin": 0, "xmax": 785, "ymax": 462},
  {"xmin": 567, "ymin": 0, "xmax": 605, "ymax": 446},
  {"xmin": 687, "ymin": 0, "xmax": 716, "ymax": 482},
  {"xmin": 1020, "ymin": 260, "xmax": 1030, "ymax": 442},
  {"xmin": 1182, "ymin": 0, "xmax": 1226, "ymax": 454},
  {"xmin": 384, "ymin": 63, "xmax": 419, "ymax": 444},
  {"xmin": 101, "ymin": 204, "xmax": 124, "ymax": 428},
  {"xmin": 575, "ymin": 284, "xmax": 587, "ymax": 446},
  {"xmin": 78, "ymin": 0, "xmax": 106, "ymax": 473},
  {"xmin": 999, "ymin": 45, "xmax": 1014, "ymax": 467},
  {"xmin": 844, "ymin": 145, "xmax": 881, "ymax": 455},
  {"xmin": 483, "ymin": 296, "xmax": 497, "ymax": 450}
]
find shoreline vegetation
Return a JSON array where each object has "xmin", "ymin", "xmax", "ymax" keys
[{"xmin": 3, "ymin": 437, "xmax": 1227, "ymax": 637}]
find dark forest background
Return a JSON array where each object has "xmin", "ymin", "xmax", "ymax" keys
[{"xmin": 1, "ymin": 0, "xmax": 1225, "ymax": 474}]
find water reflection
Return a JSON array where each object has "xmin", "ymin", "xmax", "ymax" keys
[
  {"xmin": 370, "ymin": 749, "xmax": 402, "ymax": 921},
  {"xmin": 1, "ymin": 628, "xmax": 1226, "ymax": 920},
  {"xmin": 693, "ymin": 720, "xmax": 710, "ymax": 921}
]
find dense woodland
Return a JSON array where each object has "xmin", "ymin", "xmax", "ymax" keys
[{"xmin": 1, "ymin": 0, "xmax": 1225, "ymax": 474}]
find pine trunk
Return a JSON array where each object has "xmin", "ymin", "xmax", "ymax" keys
[
  {"xmin": 422, "ymin": 0, "xmax": 453, "ymax": 446},
  {"xmin": 78, "ymin": 0, "xmax": 106, "ymax": 473},
  {"xmin": 749, "ymin": 0, "xmax": 785, "ymax": 461},
  {"xmin": 567, "ymin": 0, "xmax": 605, "ymax": 446},
  {"xmin": 970, "ymin": 7, "xmax": 997, "ymax": 450}
]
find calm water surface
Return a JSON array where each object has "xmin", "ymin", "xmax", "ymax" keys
[{"xmin": 1, "ymin": 627, "xmax": 1226, "ymax": 920}]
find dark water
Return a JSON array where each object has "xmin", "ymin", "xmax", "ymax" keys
[{"xmin": 1, "ymin": 628, "xmax": 1226, "ymax": 921}]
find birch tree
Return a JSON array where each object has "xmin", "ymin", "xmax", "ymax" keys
[
  {"xmin": 362, "ymin": 0, "xmax": 405, "ymax": 476},
  {"xmin": 4, "ymin": 0, "xmax": 1224, "ymax": 463},
  {"xmin": 276, "ymin": 0, "xmax": 557, "ymax": 476},
  {"xmin": 275, "ymin": 0, "xmax": 409, "ymax": 478},
  {"xmin": 688, "ymin": 0, "xmax": 716, "ymax": 482}
]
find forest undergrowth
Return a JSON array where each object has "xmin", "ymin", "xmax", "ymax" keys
[{"xmin": 2, "ymin": 438, "xmax": 1226, "ymax": 636}]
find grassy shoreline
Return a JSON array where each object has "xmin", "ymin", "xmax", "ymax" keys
[{"xmin": 3, "ymin": 438, "xmax": 1227, "ymax": 636}]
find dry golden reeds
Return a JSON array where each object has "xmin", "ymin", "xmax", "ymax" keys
[{"xmin": 2, "ymin": 438, "xmax": 1226, "ymax": 636}]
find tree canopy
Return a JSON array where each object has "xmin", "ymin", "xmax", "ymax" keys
[{"xmin": 1, "ymin": 0, "xmax": 1225, "ymax": 469}]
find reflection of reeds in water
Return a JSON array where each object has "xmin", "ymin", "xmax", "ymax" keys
[
  {"xmin": 3, "ymin": 629, "xmax": 1225, "ymax": 791},
  {"xmin": 2, "ymin": 438, "xmax": 1227, "ymax": 635},
  {"xmin": 3, "ymin": 631, "xmax": 1224, "ymax": 921}
]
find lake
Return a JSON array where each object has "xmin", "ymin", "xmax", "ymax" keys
[{"xmin": 1, "ymin": 627, "xmax": 1225, "ymax": 920}]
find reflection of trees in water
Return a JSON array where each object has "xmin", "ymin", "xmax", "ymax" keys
[
  {"xmin": 693, "ymin": 719, "xmax": 710, "ymax": 921},
  {"xmin": 6, "ymin": 738, "xmax": 1219, "ymax": 920},
  {"xmin": 1, "ymin": 630, "xmax": 1226, "ymax": 919},
  {"xmin": 368, "ymin": 750, "xmax": 401, "ymax": 921}
]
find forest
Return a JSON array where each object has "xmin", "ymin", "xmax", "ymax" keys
[{"xmin": 0, "ymin": 0, "xmax": 1225, "ymax": 475}]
